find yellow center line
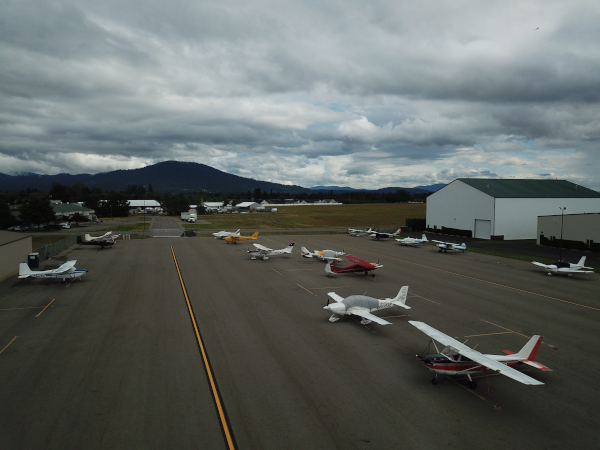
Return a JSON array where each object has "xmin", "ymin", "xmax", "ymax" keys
[
  {"xmin": 464, "ymin": 331, "xmax": 514, "ymax": 338},
  {"xmin": 171, "ymin": 247, "xmax": 237, "ymax": 450},
  {"xmin": 309, "ymin": 286, "xmax": 350, "ymax": 290},
  {"xmin": 480, "ymin": 319, "xmax": 531, "ymax": 339},
  {"xmin": 380, "ymin": 315, "xmax": 407, "ymax": 319},
  {"xmin": 409, "ymin": 293, "xmax": 440, "ymax": 305},
  {"xmin": 296, "ymin": 283, "xmax": 315, "ymax": 295},
  {"xmin": 0, "ymin": 336, "xmax": 18, "ymax": 355},
  {"xmin": 444, "ymin": 375, "xmax": 489, "ymax": 401},
  {"xmin": 36, "ymin": 299, "xmax": 55, "ymax": 317},
  {"xmin": 327, "ymin": 241, "xmax": 600, "ymax": 312},
  {"xmin": 270, "ymin": 268, "xmax": 282, "ymax": 275}
]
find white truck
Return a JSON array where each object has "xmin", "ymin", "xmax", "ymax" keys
[{"xmin": 181, "ymin": 212, "xmax": 197, "ymax": 223}]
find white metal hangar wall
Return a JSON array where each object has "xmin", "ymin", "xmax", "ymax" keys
[
  {"xmin": 0, "ymin": 232, "xmax": 33, "ymax": 283},
  {"xmin": 426, "ymin": 179, "xmax": 600, "ymax": 240}
]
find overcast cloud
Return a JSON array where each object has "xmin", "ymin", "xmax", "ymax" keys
[{"xmin": 1, "ymin": 0, "xmax": 599, "ymax": 189}]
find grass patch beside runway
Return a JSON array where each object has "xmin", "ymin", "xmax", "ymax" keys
[{"xmin": 182, "ymin": 203, "xmax": 425, "ymax": 230}]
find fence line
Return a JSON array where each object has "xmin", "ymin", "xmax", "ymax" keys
[{"xmin": 32, "ymin": 234, "xmax": 79, "ymax": 260}]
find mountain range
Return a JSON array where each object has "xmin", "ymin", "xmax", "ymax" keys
[{"xmin": 0, "ymin": 161, "xmax": 444, "ymax": 194}]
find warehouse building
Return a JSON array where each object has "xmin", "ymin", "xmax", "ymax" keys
[
  {"xmin": 0, "ymin": 231, "xmax": 32, "ymax": 283},
  {"xmin": 537, "ymin": 212, "xmax": 600, "ymax": 252},
  {"xmin": 426, "ymin": 179, "xmax": 600, "ymax": 240}
]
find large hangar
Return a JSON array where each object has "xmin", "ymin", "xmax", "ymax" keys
[
  {"xmin": 0, "ymin": 231, "xmax": 32, "ymax": 283},
  {"xmin": 426, "ymin": 179, "xmax": 600, "ymax": 240}
]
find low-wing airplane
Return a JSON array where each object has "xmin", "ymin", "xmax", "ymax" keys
[
  {"xmin": 19, "ymin": 260, "xmax": 88, "ymax": 282},
  {"xmin": 409, "ymin": 320, "xmax": 551, "ymax": 388},
  {"xmin": 212, "ymin": 229, "xmax": 241, "ymax": 239},
  {"xmin": 224, "ymin": 231, "xmax": 259, "ymax": 244},
  {"xmin": 325, "ymin": 254, "xmax": 383, "ymax": 277},
  {"xmin": 301, "ymin": 247, "xmax": 345, "ymax": 262},
  {"xmin": 248, "ymin": 242, "xmax": 294, "ymax": 260},
  {"xmin": 348, "ymin": 227, "xmax": 373, "ymax": 237},
  {"xmin": 396, "ymin": 234, "xmax": 429, "ymax": 246},
  {"xmin": 82, "ymin": 232, "xmax": 118, "ymax": 249},
  {"xmin": 324, "ymin": 286, "xmax": 410, "ymax": 325},
  {"xmin": 369, "ymin": 229, "xmax": 401, "ymax": 240},
  {"xmin": 532, "ymin": 256, "xmax": 594, "ymax": 276},
  {"xmin": 432, "ymin": 240, "xmax": 466, "ymax": 253}
]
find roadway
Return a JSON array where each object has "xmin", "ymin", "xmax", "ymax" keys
[{"xmin": 0, "ymin": 234, "xmax": 598, "ymax": 449}]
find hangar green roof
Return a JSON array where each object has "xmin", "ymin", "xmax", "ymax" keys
[{"xmin": 456, "ymin": 179, "xmax": 600, "ymax": 198}]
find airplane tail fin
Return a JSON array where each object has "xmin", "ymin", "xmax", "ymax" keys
[
  {"xmin": 422, "ymin": 234, "xmax": 428, "ymax": 242},
  {"xmin": 325, "ymin": 261, "xmax": 338, "ymax": 275},
  {"xmin": 285, "ymin": 243, "xmax": 295, "ymax": 252},
  {"xmin": 235, "ymin": 229, "xmax": 240, "ymax": 234},
  {"xmin": 390, "ymin": 286, "xmax": 411, "ymax": 309},
  {"xmin": 301, "ymin": 246, "xmax": 312, "ymax": 257},
  {"xmin": 84, "ymin": 234, "xmax": 92, "ymax": 242},
  {"xmin": 577, "ymin": 256, "xmax": 586, "ymax": 266},
  {"xmin": 504, "ymin": 335, "xmax": 552, "ymax": 371},
  {"xmin": 19, "ymin": 262, "xmax": 33, "ymax": 278},
  {"xmin": 251, "ymin": 232, "xmax": 259, "ymax": 238}
]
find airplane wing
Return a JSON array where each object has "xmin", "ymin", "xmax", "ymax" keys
[
  {"xmin": 327, "ymin": 292, "xmax": 345, "ymax": 303},
  {"xmin": 557, "ymin": 268, "xmax": 593, "ymax": 273},
  {"xmin": 531, "ymin": 262, "xmax": 549, "ymax": 268},
  {"xmin": 409, "ymin": 321, "xmax": 544, "ymax": 385},
  {"xmin": 345, "ymin": 254, "xmax": 380, "ymax": 268},
  {"xmin": 350, "ymin": 308, "xmax": 392, "ymax": 325},
  {"xmin": 53, "ymin": 260, "xmax": 77, "ymax": 274},
  {"xmin": 253, "ymin": 243, "xmax": 272, "ymax": 251},
  {"xmin": 431, "ymin": 240, "xmax": 446, "ymax": 244}
]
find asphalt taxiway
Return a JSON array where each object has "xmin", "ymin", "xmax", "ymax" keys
[{"xmin": 0, "ymin": 234, "xmax": 598, "ymax": 449}]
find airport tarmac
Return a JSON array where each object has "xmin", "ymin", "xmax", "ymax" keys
[{"xmin": 0, "ymin": 234, "xmax": 598, "ymax": 449}]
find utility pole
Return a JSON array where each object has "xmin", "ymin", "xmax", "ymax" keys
[{"xmin": 559, "ymin": 207, "xmax": 566, "ymax": 261}]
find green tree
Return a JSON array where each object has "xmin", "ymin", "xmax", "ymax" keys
[
  {"xmin": 20, "ymin": 196, "xmax": 56, "ymax": 230},
  {"xmin": 161, "ymin": 193, "xmax": 190, "ymax": 215},
  {"xmin": 0, "ymin": 199, "xmax": 16, "ymax": 229}
]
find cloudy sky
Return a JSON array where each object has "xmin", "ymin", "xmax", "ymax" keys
[{"xmin": 1, "ymin": 0, "xmax": 599, "ymax": 190}]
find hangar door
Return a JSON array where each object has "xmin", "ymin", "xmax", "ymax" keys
[{"xmin": 474, "ymin": 219, "xmax": 491, "ymax": 239}]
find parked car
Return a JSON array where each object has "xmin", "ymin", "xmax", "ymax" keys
[{"xmin": 60, "ymin": 223, "xmax": 71, "ymax": 228}]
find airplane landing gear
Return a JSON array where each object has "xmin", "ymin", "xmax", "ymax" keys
[
  {"xmin": 328, "ymin": 315, "xmax": 340, "ymax": 323},
  {"xmin": 431, "ymin": 376, "xmax": 438, "ymax": 385},
  {"xmin": 467, "ymin": 374, "xmax": 477, "ymax": 389}
]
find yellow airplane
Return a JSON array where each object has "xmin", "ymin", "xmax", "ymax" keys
[{"xmin": 224, "ymin": 231, "xmax": 259, "ymax": 244}]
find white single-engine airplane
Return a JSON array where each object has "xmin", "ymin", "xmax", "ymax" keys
[
  {"xmin": 19, "ymin": 260, "xmax": 88, "ymax": 282},
  {"xmin": 396, "ymin": 234, "xmax": 429, "ymax": 246},
  {"xmin": 212, "ymin": 229, "xmax": 240, "ymax": 239},
  {"xmin": 324, "ymin": 286, "xmax": 410, "ymax": 325},
  {"xmin": 82, "ymin": 232, "xmax": 119, "ymax": 249},
  {"xmin": 247, "ymin": 242, "xmax": 294, "ymax": 260},
  {"xmin": 301, "ymin": 247, "xmax": 345, "ymax": 262},
  {"xmin": 432, "ymin": 240, "xmax": 467, "ymax": 253},
  {"xmin": 409, "ymin": 321, "xmax": 551, "ymax": 388},
  {"xmin": 369, "ymin": 229, "xmax": 401, "ymax": 240},
  {"xmin": 348, "ymin": 227, "xmax": 373, "ymax": 237},
  {"xmin": 532, "ymin": 256, "xmax": 594, "ymax": 276}
]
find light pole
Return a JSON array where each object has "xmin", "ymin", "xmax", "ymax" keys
[{"xmin": 559, "ymin": 207, "xmax": 566, "ymax": 261}]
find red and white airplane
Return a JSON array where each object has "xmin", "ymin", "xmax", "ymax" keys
[
  {"xmin": 325, "ymin": 254, "xmax": 383, "ymax": 277},
  {"xmin": 410, "ymin": 321, "xmax": 551, "ymax": 388}
]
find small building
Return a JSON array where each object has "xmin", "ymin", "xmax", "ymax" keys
[
  {"xmin": 0, "ymin": 231, "xmax": 32, "ymax": 283},
  {"xmin": 235, "ymin": 202, "xmax": 259, "ymax": 212},
  {"xmin": 52, "ymin": 203, "xmax": 95, "ymax": 222},
  {"xmin": 427, "ymin": 179, "xmax": 600, "ymax": 240}
]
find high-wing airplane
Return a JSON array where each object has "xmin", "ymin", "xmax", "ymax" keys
[
  {"xmin": 432, "ymin": 240, "xmax": 466, "ymax": 253},
  {"xmin": 348, "ymin": 227, "xmax": 373, "ymax": 237},
  {"xmin": 248, "ymin": 242, "xmax": 294, "ymax": 260},
  {"xmin": 19, "ymin": 260, "xmax": 88, "ymax": 282},
  {"xmin": 82, "ymin": 232, "xmax": 117, "ymax": 249},
  {"xmin": 212, "ymin": 229, "xmax": 241, "ymax": 239},
  {"xmin": 396, "ymin": 234, "xmax": 429, "ymax": 246},
  {"xmin": 224, "ymin": 231, "xmax": 259, "ymax": 244},
  {"xmin": 325, "ymin": 254, "xmax": 383, "ymax": 277},
  {"xmin": 532, "ymin": 256, "xmax": 594, "ymax": 276},
  {"xmin": 301, "ymin": 247, "xmax": 345, "ymax": 261},
  {"xmin": 369, "ymin": 229, "xmax": 401, "ymax": 240},
  {"xmin": 409, "ymin": 321, "xmax": 551, "ymax": 388},
  {"xmin": 324, "ymin": 286, "xmax": 410, "ymax": 325}
]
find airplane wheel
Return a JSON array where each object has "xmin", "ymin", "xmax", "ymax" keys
[
  {"xmin": 469, "ymin": 381, "xmax": 477, "ymax": 389},
  {"xmin": 438, "ymin": 249, "xmax": 442, "ymax": 252},
  {"xmin": 431, "ymin": 377, "xmax": 438, "ymax": 385}
]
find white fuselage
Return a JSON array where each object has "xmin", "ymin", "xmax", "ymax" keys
[{"xmin": 324, "ymin": 295, "xmax": 397, "ymax": 317}]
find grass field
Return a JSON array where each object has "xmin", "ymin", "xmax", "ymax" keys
[{"xmin": 182, "ymin": 203, "xmax": 425, "ymax": 230}]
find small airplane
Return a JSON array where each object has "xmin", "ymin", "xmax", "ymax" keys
[
  {"xmin": 532, "ymin": 256, "xmax": 594, "ymax": 276},
  {"xmin": 409, "ymin": 320, "xmax": 551, "ymax": 388},
  {"xmin": 301, "ymin": 247, "xmax": 345, "ymax": 262},
  {"xmin": 248, "ymin": 243, "xmax": 294, "ymax": 260},
  {"xmin": 324, "ymin": 286, "xmax": 410, "ymax": 325},
  {"xmin": 369, "ymin": 229, "xmax": 401, "ymax": 240},
  {"xmin": 432, "ymin": 240, "xmax": 466, "ymax": 253},
  {"xmin": 325, "ymin": 254, "xmax": 383, "ymax": 277},
  {"xmin": 19, "ymin": 260, "xmax": 88, "ymax": 282},
  {"xmin": 212, "ymin": 229, "xmax": 241, "ymax": 239},
  {"xmin": 224, "ymin": 231, "xmax": 259, "ymax": 244},
  {"xmin": 348, "ymin": 227, "xmax": 373, "ymax": 237},
  {"xmin": 396, "ymin": 234, "xmax": 428, "ymax": 246},
  {"xmin": 82, "ymin": 232, "xmax": 118, "ymax": 249}
]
